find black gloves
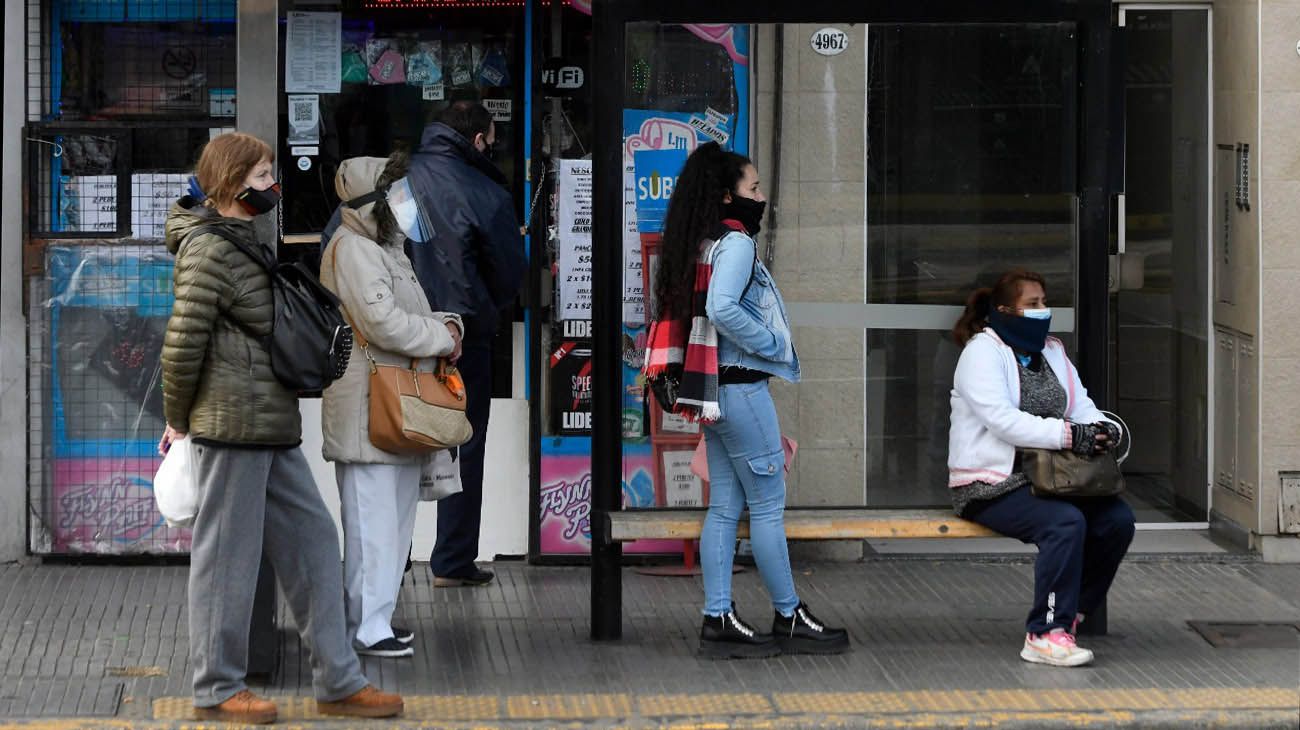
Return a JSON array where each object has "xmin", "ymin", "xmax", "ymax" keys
[{"xmin": 1070, "ymin": 421, "xmax": 1120, "ymax": 456}]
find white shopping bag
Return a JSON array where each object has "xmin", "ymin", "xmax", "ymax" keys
[
  {"xmin": 419, "ymin": 448, "xmax": 463, "ymax": 502},
  {"xmin": 153, "ymin": 436, "xmax": 198, "ymax": 527}
]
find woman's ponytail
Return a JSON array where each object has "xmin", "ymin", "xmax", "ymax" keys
[{"xmin": 952, "ymin": 287, "xmax": 993, "ymax": 346}]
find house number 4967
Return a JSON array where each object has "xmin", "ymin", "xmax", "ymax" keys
[{"xmin": 811, "ymin": 28, "xmax": 849, "ymax": 56}]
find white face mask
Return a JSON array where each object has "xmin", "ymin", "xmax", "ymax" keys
[{"xmin": 1022, "ymin": 307, "xmax": 1052, "ymax": 320}]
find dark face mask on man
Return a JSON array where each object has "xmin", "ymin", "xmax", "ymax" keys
[
  {"xmin": 234, "ymin": 183, "xmax": 282, "ymax": 216},
  {"xmin": 721, "ymin": 195, "xmax": 766, "ymax": 237}
]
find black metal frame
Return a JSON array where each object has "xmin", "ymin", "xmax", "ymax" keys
[{"xmin": 591, "ymin": 0, "xmax": 1118, "ymax": 640}]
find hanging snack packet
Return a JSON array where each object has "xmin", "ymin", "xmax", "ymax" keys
[
  {"xmin": 406, "ymin": 41, "xmax": 443, "ymax": 86},
  {"xmin": 446, "ymin": 43, "xmax": 474, "ymax": 88},
  {"xmin": 478, "ymin": 45, "xmax": 510, "ymax": 88},
  {"xmin": 341, "ymin": 29, "xmax": 372, "ymax": 84},
  {"xmin": 366, "ymin": 38, "xmax": 406, "ymax": 85}
]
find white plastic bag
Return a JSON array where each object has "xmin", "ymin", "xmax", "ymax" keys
[
  {"xmin": 153, "ymin": 436, "xmax": 198, "ymax": 527},
  {"xmin": 419, "ymin": 448, "xmax": 463, "ymax": 502}
]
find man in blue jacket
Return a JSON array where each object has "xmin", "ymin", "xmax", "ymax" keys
[{"xmin": 405, "ymin": 101, "xmax": 526, "ymax": 586}]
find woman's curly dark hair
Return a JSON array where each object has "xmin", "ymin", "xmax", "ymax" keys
[
  {"xmin": 373, "ymin": 148, "xmax": 410, "ymax": 246},
  {"xmin": 653, "ymin": 142, "xmax": 753, "ymax": 319}
]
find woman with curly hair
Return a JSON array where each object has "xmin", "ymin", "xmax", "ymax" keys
[{"xmin": 650, "ymin": 142, "xmax": 850, "ymax": 659}]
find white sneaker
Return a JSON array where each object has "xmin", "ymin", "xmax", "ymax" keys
[{"xmin": 1020, "ymin": 628, "xmax": 1094, "ymax": 667}]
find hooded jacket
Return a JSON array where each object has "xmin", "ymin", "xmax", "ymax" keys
[
  {"xmin": 320, "ymin": 156, "xmax": 463, "ymax": 465},
  {"xmin": 161, "ymin": 198, "xmax": 301, "ymax": 446},
  {"xmin": 405, "ymin": 122, "xmax": 526, "ymax": 342}
]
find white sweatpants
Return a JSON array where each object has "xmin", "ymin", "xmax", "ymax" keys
[{"xmin": 336, "ymin": 462, "xmax": 421, "ymax": 648}]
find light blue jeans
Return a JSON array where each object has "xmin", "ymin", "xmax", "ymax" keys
[{"xmin": 700, "ymin": 380, "xmax": 800, "ymax": 617}]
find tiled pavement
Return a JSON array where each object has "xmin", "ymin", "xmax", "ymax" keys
[{"xmin": 1, "ymin": 555, "xmax": 1299, "ymax": 728}]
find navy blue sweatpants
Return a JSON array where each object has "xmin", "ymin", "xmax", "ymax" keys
[
  {"xmin": 428, "ymin": 341, "xmax": 492, "ymax": 578},
  {"xmin": 964, "ymin": 485, "xmax": 1135, "ymax": 635}
]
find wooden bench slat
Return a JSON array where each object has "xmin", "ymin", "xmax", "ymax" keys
[{"xmin": 606, "ymin": 509, "xmax": 997, "ymax": 541}]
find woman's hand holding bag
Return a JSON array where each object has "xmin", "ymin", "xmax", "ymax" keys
[
  {"xmin": 154, "ymin": 434, "xmax": 198, "ymax": 527},
  {"xmin": 1022, "ymin": 412, "xmax": 1130, "ymax": 499}
]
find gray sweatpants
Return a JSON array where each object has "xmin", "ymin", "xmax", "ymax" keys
[{"xmin": 189, "ymin": 444, "xmax": 368, "ymax": 707}]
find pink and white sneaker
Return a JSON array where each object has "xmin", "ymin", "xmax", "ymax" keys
[{"xmin": 1020, "ymin": 628, "xmax": 1094, "ymax": 667}]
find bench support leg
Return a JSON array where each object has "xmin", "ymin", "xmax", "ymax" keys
[{"xmin": 1078, "ymin": 599, "xmax": 1108, "ymax": 636}]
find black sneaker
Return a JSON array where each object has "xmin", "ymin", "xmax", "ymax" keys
[
  {"xmin": 392, "ymin": 626, "xmax": 414, "ymax": 645},
  {"xmin": 772, "ymin": 602, "xmax": 850, "ymax": 655},
  {"xmin": 699, "ymin": 609, "xmax": 781, "ymax": 660},
  {"xmin": 357, "ymin": 637, "xmax": 413, "ymax": 658},
  {"xmin": 433, "ymin": 568, "xmax": 495, "ymax": 587}
]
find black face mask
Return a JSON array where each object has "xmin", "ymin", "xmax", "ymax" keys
[
  {"xmin": 987, "ymin": 308, "xmax": 1050, "ymax": 353},
  {"xmin": 721, "ymin": 196, "xmax": 766, "ymax": 236},
  {"xmin": 235, "ymin": 183, "xmax": 281, "ymax": 216}
]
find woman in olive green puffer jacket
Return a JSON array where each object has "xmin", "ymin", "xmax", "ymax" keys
[
  {"xmin": 160, "ymin": 195, "xmax": 299, "ymax": 445},
  {"xmin": 158, "ymin": 132, "xmax": 400, "ymax": 723}
]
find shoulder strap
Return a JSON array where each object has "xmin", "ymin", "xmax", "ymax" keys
[
  {"xmin": 179, "ymin": 223, "xmax": 273, "ymax": 346},
  {"xmin": 327, "ymin": 237, "xmax": 419, "ymax": 370},
  {"xmin": 327, "ymin": 240, "xmax": 369, "ymax": 350}
]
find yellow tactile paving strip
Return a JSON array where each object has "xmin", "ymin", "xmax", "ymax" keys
[
  {"xmin": 771, "ymin": 687, "xmax": 1300, "ymax": 714},
  {"xmin": 148, "ymin": 687, "xmax": 1300, "ymax": 722}
]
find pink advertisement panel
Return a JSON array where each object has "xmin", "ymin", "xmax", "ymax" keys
[
  {"xmin": 47, "ymin": 458, "xmax": 192, "ymax": 553},
  {"xmin": 539, "ymin": 437, "xmax": 679, "ymax": 555}
]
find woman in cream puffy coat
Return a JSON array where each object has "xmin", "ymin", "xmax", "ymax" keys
[{"xmin": 321, "ymin": 152, "xmax": 463, "ymax": 658}]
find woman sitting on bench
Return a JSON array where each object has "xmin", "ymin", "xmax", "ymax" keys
[{"xmin": 948, "ymin": 268, "xmax": 1134, "ymax": 667}]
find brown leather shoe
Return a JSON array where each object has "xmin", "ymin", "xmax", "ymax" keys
[
  {"xmin": 194, "ymin": 689, "xmax": 277, "ymax": 724},
  {"xmin": 316, "ymin": 685, "xmax": 403, "ymax": 718}
]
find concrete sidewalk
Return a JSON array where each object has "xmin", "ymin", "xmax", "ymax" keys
[{"xmin": 1, "ymin": 553, "xmax": 1298, "ymax": 729}]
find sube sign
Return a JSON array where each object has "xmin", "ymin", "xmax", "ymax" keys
[{"xmin": 632, "ymin": 149, "xmax": 688, "ymax": 234}]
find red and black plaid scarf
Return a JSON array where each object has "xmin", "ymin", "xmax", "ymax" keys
[{"xmin": 643, "ymin": 220, "xmax": 747, "ymax": 423}]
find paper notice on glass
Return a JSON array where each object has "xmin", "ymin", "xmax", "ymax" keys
[
  {"xmin": 621, "ymin": 161, "xmax": 645, "ymax": 324},
  {"xmin": 287, "ymin": 95, "xmax": 321, "ymax": 145},
  {"xmin": 64, "ymin": 176, "xmax": 117, "ymax": 232},
  {"xmin": 131, "ymin": 173, "xmax": 189, "ymax": 239},
  {"xmin": 557, "ymin": 160, "xmax": 593, "ymax": 321},
  {"xmin": 662, "ymin": 449, "xmax": 704, "ymax": 507},
  {"xmin": 286, "ymin": 12, "xmax": 341, "ymax": 94}
]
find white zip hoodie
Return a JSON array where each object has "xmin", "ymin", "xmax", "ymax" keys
[{"xmin": 948, "ymin": 328, "xmax": 1118, "ymax": 488}]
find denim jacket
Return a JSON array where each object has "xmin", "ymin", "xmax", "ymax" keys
[{"xmin": 704, "ymin": 231, "xmax": 801, "ymax": 383}]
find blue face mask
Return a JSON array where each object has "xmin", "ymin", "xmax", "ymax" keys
[{"xmin": 988, "ymin": 307, "xmax": 1051, "ymax": 353}]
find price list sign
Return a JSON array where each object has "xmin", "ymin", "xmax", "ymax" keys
[{"xmin": 557, "ymin": 159, "xmax": 593, "ymax": 320}]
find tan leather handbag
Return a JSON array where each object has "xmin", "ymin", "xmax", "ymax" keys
[
  {"xmin": 331, "ymin": 243, "xmax": 472, "ymax": 454},
  {"xmin": 361, "ymin": 334, "xmax": 472, "ymax": 454}
]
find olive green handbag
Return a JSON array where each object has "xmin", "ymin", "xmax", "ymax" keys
[{"xmin": 1021, "ymin": 412, "xmax": 1130, "ymax": 499}]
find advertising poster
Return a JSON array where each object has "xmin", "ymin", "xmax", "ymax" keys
[
  {"xmin": 48, "ymin": 458, "xmax": 191, "ymax": 554},
  {"xmin": 549, "ymin": 338, "xmax": 592, "ymax": 435},
  {"xmin": 539, "ymin": 437, "xmax": 678, "ymax": 555},
  {"xmin": 37, "ymin": 245, "xmax": 186, "ymax": 554}
]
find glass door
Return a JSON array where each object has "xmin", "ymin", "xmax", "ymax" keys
[
  {"xmin": 861, "ymin": 23, "xmax": 1079, "ymax": 507},
  {"xmin": 1112, "ymin": 5, "xmax": 1212, "ymax": 523}
]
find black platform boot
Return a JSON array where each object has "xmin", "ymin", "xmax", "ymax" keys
[
  {"xmin": 699, "ymin": 607, "xmax": 781, "ymax": 660},
  {"xmin": 772, "ymin": 602, "xmax": 850, "ymax": 655}
]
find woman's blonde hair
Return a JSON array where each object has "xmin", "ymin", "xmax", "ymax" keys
[{"xmin": 195, "ymin": 132, "xmax": 273, "ymax": 209}]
